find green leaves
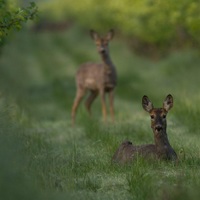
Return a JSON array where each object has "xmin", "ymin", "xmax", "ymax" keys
[
  {"xmin": 40, "ymin": 0, "xmax": 200, "ymax": 55},
  {"xmin": 0, "ymin": 1, "xmax": 38, "ymax": 45}
]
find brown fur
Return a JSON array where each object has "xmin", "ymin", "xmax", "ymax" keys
[
  {"xmin": 71, "ymin": 30, "xmax": 117, "ymax": 125},
  {"xmin": 112, "ymin": 94, "xmax": 177, "ymax": 164}
]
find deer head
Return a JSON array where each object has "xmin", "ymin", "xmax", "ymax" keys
[
  {"xmin": 90, "ymin": 29, "xmax": 114, "ymax": 54},
  {"xmin": 142, "ymin": 94, "xmax": 173, "ymax": 138}
]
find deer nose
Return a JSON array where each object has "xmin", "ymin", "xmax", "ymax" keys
[
  {"xmin": 99, "ymin": 47, "xmax": 106, "ymax": 53},
  {"xmin": 155, "ymin": 125, "xmax": 163, "ymax": 132}
]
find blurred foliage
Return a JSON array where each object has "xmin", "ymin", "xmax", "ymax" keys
[
  {"xmin": 38, "ymin": 0, "xmax": 200, "ymax": 56},
  {"xmin": 0, "ymin": 0, "xmax": 38, "ymax": 47}
]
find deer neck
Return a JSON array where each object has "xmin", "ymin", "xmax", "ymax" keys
[
  {"xmin": 153, "ymin": 128, "xmax": 172, "ymax": 152},
  {"xmin": 100, "ymin": 51, "xmax": 115, "ymax": 72}
]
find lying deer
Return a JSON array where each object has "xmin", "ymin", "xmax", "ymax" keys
[
  {"xmin": 112, "ymin": 94, "xmax": 177, "ymax": 164},
  {"xmin": 71, "ymin": 29, "xmax": 117, "ymax": 125}
]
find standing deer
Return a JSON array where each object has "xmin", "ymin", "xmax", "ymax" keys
[
  {"xmin": 112, "ymin": 94, "xmax": 177, "ymax": 164},
  {"xmin": 71, "ymin": 29, "xmax": 117, "ymax": 125}
]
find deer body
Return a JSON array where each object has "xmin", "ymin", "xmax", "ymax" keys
[
  {"xmin": 71, "ymin": 30, "xmax": 117, "ymax": 125},
  {"xmin": 112, "ymin": 95, "xmax": 177, "ymax": 164}
]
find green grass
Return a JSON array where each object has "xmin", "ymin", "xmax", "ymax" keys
[{"xmin": 1, "ymin": 25, "xmax": 200, "ymax": 200}]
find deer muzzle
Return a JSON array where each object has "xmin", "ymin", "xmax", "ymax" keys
[{"xmin": 155, "ymin": 125, "xmax": 163, "ymax": 132}]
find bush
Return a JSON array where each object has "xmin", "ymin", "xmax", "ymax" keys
[
  {"xmin": 0, "ymin": 0, "xmax": 38, "ymax": 48},
  {"xmin": 39, "ymin": 0, "xmax": 200, "ymax": 56}
]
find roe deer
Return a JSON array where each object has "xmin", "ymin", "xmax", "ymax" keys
[
  {"xmin": 71, "ymin": 29, "xmax": 117, "ymax": 125},
  {"xmin": 112, "ymin": 94, "xmax": 177, "ymax": 164}
]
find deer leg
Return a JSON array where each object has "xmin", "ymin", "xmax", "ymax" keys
[
  {"xmin": 100, "ymin": 89, "xmax": 107, "ymax": 121},
  {"xmin": 71, "ymin": 89, "xmax": 86, "ymax": 125},
  {"xmin": 85, "ymin": 90, "xmax": 98, "ymax": 116},
  {"xmin": 109, "ymin": 90, "xmax": 115, "ymax": 121}
]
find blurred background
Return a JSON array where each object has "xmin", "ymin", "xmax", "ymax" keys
[
  {"xmin": 33, "ymin": 0, "xmax": 200, "ymax": 57},
  {"xmin": 1, "ymin": 0, "xmax": 200, "ymax": 199}
]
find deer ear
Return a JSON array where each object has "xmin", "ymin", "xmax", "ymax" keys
[
  {"xmin": 90, "ymin": 30, "xmax": 99, "ymax": 40},
  {"xmin": 142, "ymin": 95, "xmax": 154, "ymax": 112},
  {"xmin": 106, "ymin": 29, "xmax": 114, "ymax": 40},
  {"xmin": 163, "ymin": 94, "xmax": 173, "ymax": 111}
]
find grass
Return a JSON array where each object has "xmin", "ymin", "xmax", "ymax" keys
[{"xmin": 1, "ymin": 25, "xmax": 200, "ymax": 199}]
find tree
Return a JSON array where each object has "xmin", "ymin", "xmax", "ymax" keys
[{"xmin": 0, "ymin": 0, "xmax": 38, "ymax": 47}]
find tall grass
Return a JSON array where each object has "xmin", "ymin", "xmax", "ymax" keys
[{"xmin": 0, "ymin": 26, "xmax": 200, "ymax": 199}]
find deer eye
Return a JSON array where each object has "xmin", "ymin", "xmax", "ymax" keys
[
  {"xmin": 96, "ymin": 42, "xmax": 101, "ymax": 46},
  {"xmin": 150, "ymin": 115, "xmax": 155, "ymax": 119},
  {"xmin": 104, "ymin": 41, "xmax": 108, "ymax": 46},
  {"xmin": 163, "ymin": 115, "xmax": 166, "ymax": 119}
]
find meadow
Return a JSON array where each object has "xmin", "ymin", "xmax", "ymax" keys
[{"xmin": 1, "ymin": 26, "xmax": 200, "ymax": 200}]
